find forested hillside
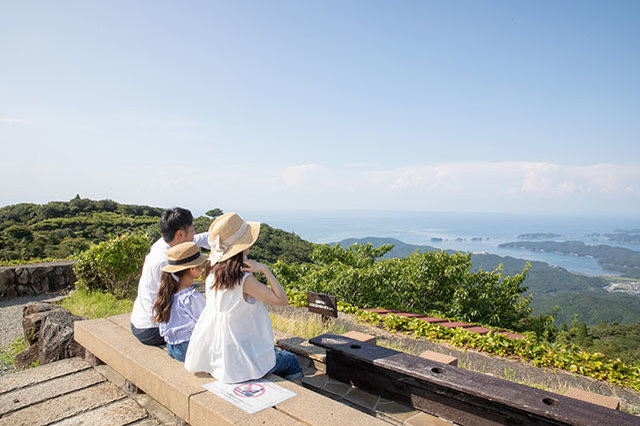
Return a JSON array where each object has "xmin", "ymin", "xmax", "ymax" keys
[
  {"xmin": 0, "ymin": 196, "xmax": 163, "ymax": 260},
  {"xmin": 0, "ymin": 197, "xmax": 315, "ymax": 265}
]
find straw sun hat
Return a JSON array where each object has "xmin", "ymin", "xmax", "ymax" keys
[
  {"xmin": 161, "ymin": 242, "xmax": 208, "ymax": 273},
  {"xmin": 208, "ymin": 213, "xmax": 260, "ymax": 265}
]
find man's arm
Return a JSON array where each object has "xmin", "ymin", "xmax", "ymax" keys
[{"xmin": 193, "ymin": 232, "xmax": 210, "ymax": 250}]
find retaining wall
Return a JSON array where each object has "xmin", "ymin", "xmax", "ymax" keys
[{"xmin": 0, "ymin": 261, "xmax": 75, "ymax": 299}]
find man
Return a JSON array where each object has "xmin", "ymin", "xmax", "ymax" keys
[{"xmin": 130, "ymin": 207, "xmax": 210, "ymax": 345}]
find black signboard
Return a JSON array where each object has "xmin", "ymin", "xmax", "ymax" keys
[{"xmin": 307, "ymin": 291, "xmax": 338, "ymax": 318}]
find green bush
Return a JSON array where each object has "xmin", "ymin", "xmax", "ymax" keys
[
  {"xmin": 72, "ymin": 233, "xmax": 150, "ymax": 299},
  {"xmin": 274, "ymin": 243, "xmax": 540, "ymax": 332}
]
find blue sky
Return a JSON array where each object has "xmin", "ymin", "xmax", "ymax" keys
[{"xmin": 1, "ymin": 1, "xmax": 639, "ymax": 216}]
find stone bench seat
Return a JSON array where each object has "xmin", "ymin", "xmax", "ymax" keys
[{"xmin": 74, "ymin": 313, "xmax": 387, "ymax": 426}]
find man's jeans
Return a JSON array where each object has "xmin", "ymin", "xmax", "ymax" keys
[{"xmin": 130, "ymin": 323, "xmax": 165, "ymax": 346}]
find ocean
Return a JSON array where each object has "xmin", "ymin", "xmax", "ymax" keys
[{"xmin": 241, "ymin": 210, "xmax": 640, "ymax": 276}]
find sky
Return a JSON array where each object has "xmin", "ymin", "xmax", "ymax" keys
[{"xmin": 1, "ymin": 1, "xmax": 639, "ymax": 216}]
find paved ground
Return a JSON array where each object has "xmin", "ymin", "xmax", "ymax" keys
[{"xmin": 0, "ymin": 357, "xmax": 181, "ymax": 425}]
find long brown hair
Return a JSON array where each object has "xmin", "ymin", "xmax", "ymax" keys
[
  {"xmin": 207, "ymin": 251, "xmax": 244, "ymax": 292},
  {"xmin": 154, "ymin": 270, "xmax": 188, "ymax": 323}
]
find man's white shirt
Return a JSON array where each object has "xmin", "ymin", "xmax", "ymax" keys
[{"xmin": 130, "ymin": 232, "xmax": 210, "ymax": 329}]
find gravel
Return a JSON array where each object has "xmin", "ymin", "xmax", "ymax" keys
[{"xmin": 0, "ymin": 292, "xmax": 68, "ymax": 376}]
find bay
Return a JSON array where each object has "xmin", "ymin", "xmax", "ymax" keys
[{"xmin": 241, "ymin": 209, "xmax": 640, "ymax": 276}]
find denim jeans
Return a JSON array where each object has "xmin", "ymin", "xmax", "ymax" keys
[
  {"xmin": 267, "ymin": 349, "xmax": 303, "ymax": 381},
  {"xmin": 167, "ymin": 341, "xmax": 190, "ymax": 362},
  {"xmin": 130, "ymin": 323, "xmax": 165, "ymax": 346}
]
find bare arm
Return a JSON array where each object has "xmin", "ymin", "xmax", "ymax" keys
[{"xmin": 241, "ymin": 259, "xmax": 289, "ymax": 306}]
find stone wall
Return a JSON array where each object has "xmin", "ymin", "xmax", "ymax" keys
[{"xmin": 0, "ymin": 261, "xmax": 75, "ymax": 299}]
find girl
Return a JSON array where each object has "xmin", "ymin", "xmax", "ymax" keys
[
  {"xmin": 185, "ymin": 212, "xmax": 303, "ymax": 383},
  {"xmin": 153, "ymin": 241, "xmax": 207, "ymax": 362}
]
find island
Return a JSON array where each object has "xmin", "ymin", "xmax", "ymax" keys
[
  {"xmin": 498, "ymin": 240, "xmax": 640, "ymax": 279},
  {"xmin": 517, "ymin": 233, "xmax": 561, "ymax": 239}
]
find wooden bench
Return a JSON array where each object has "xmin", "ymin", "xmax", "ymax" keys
[
  {"xmin": 310, "ymin": 333, "xmax": 639, "ymax": 426},
  {"xmin": 74, "ymin": 313, "xmax": 387, "ymax": 426}
]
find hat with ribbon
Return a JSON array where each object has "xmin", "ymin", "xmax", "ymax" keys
[
  {"xmin": 161, "ymin": 241, "xmax": 208, "ymax": 273},
  {"xmin": 207, "ymin": 213, "xmax": 260, "ymax": 265}
]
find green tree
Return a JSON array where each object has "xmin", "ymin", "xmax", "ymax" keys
[{"xmin": 205, "ymin": 208, "xmax": 224, "ymax": 219}]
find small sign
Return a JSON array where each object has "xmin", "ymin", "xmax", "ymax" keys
[
  {"xmin": 202, "ymin": 379, "xmax": 296, "ymax": 414},
  {"xmin": 307, "ymin": 291, "xmax": 338, "ymax": 318}
]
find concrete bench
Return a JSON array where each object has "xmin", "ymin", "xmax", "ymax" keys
[{"xmin": 74, "ymin": 313, "xmax": 387, "ymax": 426}]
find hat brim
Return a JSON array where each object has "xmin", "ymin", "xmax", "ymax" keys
[
  {"xmin": 161, "ymin": 253, "xmax": 208, "ymax": 273},
  {"xmin": 216, "ymin": 221, "xmax": 261, "ymax": 263}
]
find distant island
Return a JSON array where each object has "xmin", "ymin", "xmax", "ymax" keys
[
  {"xmin": 605, "ymin": 229, "xmax": 640, "ymax": 244},
  {"xmin": 498, "ymin": 240, "xmax": 640, "ymax": 279},
  {"xmin": 517, "ymin": 233, "xmax": 561, "ymax": 239}
]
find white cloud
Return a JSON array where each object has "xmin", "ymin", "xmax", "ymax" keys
[
  {"xmin": 278, "ymin": 164, "xmax": 327, "ymax": 188},
  {"xmin": 0, "ymin": 118, "xmax": 31, "ymax": 125},
  {"xmin": 264, "ymin": 161, "xmax": 640, "ymax": 212},
  {"xmin": 2, "ymin": 160, "xmax": 639, "ymax": 215}
]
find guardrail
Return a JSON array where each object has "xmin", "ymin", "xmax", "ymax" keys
[{"xmin": 309, "ymin": 333, "xmax": 640, "ymax": 426}]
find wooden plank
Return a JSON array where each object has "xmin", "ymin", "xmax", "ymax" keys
[
  {"xmin": 0, "ymin": 357, "xmax": 90, "ymax": 395},
  {"xmin": 52, "ymin": 397, "xmax": 148, "ymax": 426},
  {"xmin": 0, "ymin": 368, "xmax": 104, "ymax": 416},
  {"xmin": 0, "ymin": 382, "xmax": 125, "ymax": 426},
  {"xmin": 310, "ymin": 333, "xmax": 640, "ymax": 426}
]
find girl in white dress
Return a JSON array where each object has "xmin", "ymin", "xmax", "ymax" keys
[{"xmin": 184, "ymin": 213, "xmax": 303, "ymax": 383}]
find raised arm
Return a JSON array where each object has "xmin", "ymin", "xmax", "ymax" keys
[{"xmin": 241, "ymin": 259, "xmax": 289, "ymax": 306}]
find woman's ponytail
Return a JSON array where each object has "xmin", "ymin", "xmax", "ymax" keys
[{"xmin": 153, "ymin": 271, "xmax": 185, "ymax": 323}]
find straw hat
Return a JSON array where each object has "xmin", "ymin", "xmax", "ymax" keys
[
  {"xmin": 208, "ymin": 213, "xmax": 260, "ymax": 265},
  {"xmin": 161, "ymin": 242, "xmax": 208, "ymax": 273}
]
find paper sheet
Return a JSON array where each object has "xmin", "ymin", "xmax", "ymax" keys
[{"xmin": 202, "ymin": 378, "xmax": 296, "ymax": 414}]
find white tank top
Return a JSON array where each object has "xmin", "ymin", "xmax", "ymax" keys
[{"xmin": 184, "ymin": 273, "xmax": 276, "ymax": 383}]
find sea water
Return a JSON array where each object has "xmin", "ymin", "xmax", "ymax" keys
[{"xmin": 240, "ymin": 210, "xmax": 640, "ymax": 276}]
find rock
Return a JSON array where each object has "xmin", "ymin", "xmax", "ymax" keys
[
  {"xmin": 14, "ymin": 343, "xmax": 39, "ymax": 369},
  {"xmin": 0, "ymin": 270, "xmax": 13, "ymax": 293},
  {"xmin": 23, "ymin": 308, "xmax": 65, "ymax": 343},
  {"xmin": 38, "ymin": 309, "xmax": 86, "ymax": 364},
  {"xmin": 17, "ymin": 269, "xmax": 30, "ymax": 285},
  {"xmin": 54, "ymin": 274, "xmax": 67, "ymax": 290},
  {"xmin": 23, "ymin": 302, "xmax": 58, "ymax": 316}
]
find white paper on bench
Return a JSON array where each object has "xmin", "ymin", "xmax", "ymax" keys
[{"xmin": 202, "ymin": 379, "xmax": 296, "ymax": 414}]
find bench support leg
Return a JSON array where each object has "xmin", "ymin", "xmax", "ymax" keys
[
  {"xmin": 124, "ymin": 379, "xmax": 142, "ymax": 395},
  {"xmin": 84, "ymin": 351, "xmax": 104, "ymax": 366}
]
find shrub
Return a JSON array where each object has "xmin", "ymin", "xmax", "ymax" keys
[
  {"xmin": 72, "ymin": 233, "xmax": 150, "ymax": 299},
  {"xmin": 274, "ymin": 243, "xmax": 540, "ymax": 332}
]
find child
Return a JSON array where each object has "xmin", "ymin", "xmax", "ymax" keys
[
  {"xmin": 153, "ymin": 241, "xmax": 207, "ymax": 362},
  {"xmin": 185, "ymin": 213, "xmax": 303, "ymax": 383}
]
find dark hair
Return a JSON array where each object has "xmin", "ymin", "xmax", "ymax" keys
[
  {"xmin": 160, "ymin": 207, "xmax": 193, "ymax": 243},
  {"xmin": 154, "ymin": 270, "xmax": 189, "ymax": 323},
  {"xmin": 207, "ymin": 252, "xmax": 244, "ymax": 292}
]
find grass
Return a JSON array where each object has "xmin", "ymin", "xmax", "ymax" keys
[
  {"xmin": 56, "ymin": 286, "xmax": 134, "ymax": 319},
  {"xmin": 269, "ymin": 312, "xmax": 350, "ymax": 339},
  {"xmin": 0, "ymin": 336, "xmax": 35, "ymax": 369},
  {"xmin": 377, "ymin": 337, "xmax": 423, "ymax": 355}
]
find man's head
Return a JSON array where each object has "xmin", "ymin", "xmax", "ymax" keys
[{"xmin": 160, "ymin": 207, "xmax": 195, "ymax": 245}]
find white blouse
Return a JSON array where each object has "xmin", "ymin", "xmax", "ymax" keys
[{"xmin": 184, "ymin": 273, "xmax": 276, "ymax": 383}]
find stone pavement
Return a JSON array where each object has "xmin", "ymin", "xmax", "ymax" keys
[{"xmin": 0, "ymin": 357, "xmax": 179, "ymax": 426}]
